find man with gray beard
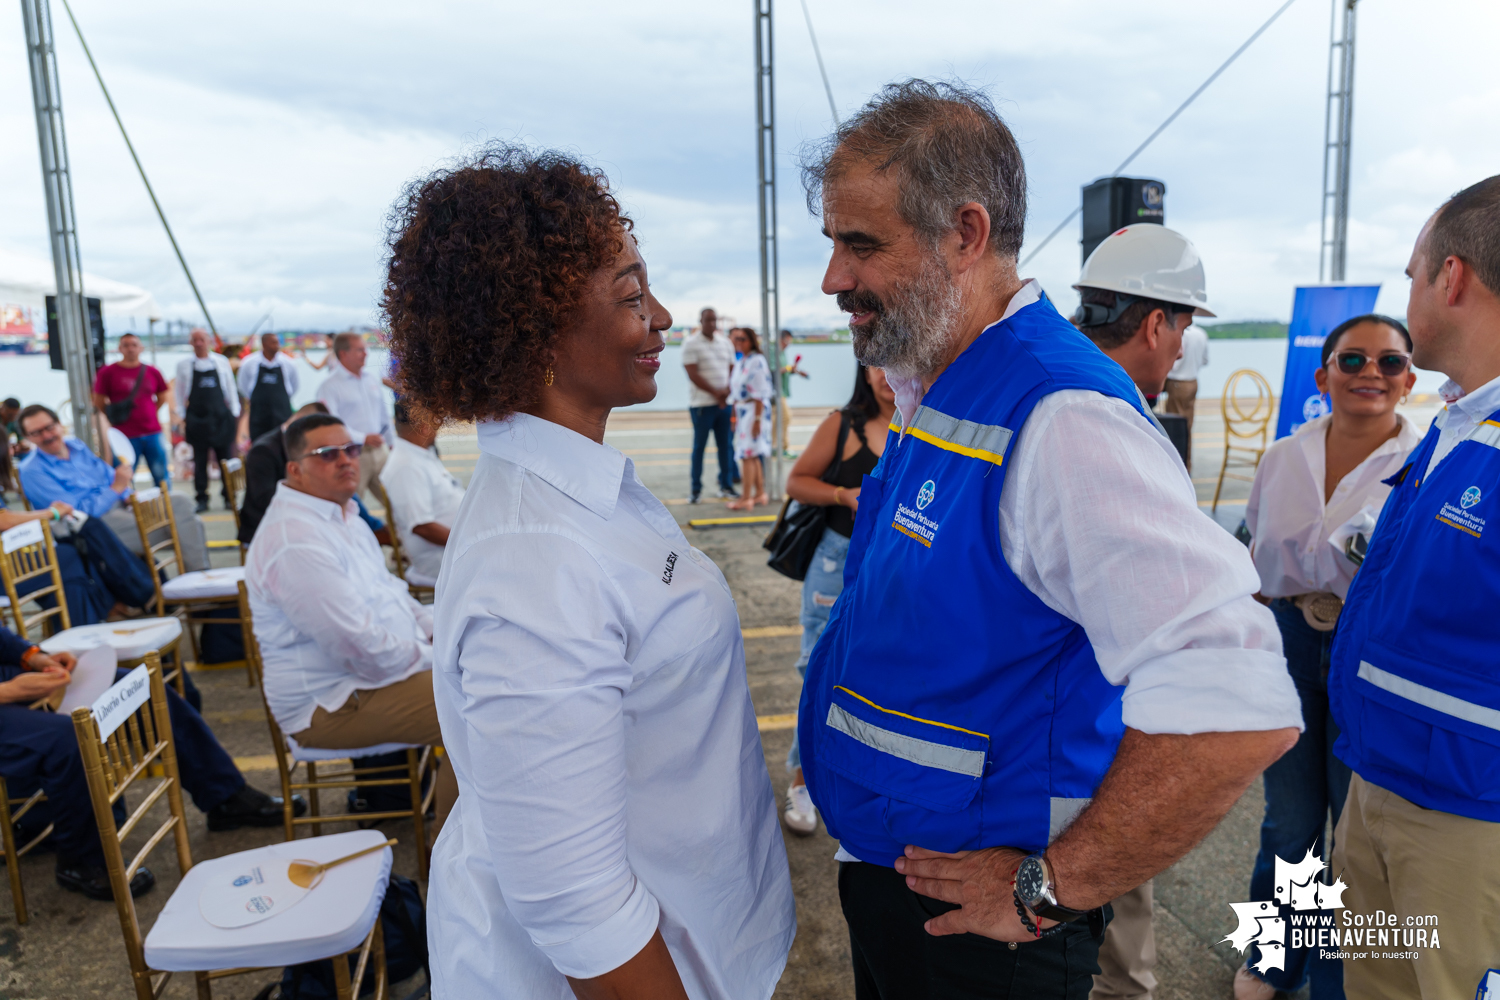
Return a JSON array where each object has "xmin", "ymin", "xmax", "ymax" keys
[{"xmin": 793, "ymin": 79, "xmax": 1303, "ymax": 999}]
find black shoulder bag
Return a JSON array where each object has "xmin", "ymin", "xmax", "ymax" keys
[
  {"xmin": 104, "ymin": 367, "xmax": 148, "ymax": 427},
  {"xmin": 763, "ymin": 412, "xmax": 851, "ymax": 582}
]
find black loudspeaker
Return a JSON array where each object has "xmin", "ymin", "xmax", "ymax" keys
[
  {"xmin": 1081, "ymin": 177, "xmax": 1166, "ymax": 264},
  {"xmin": 1157, "ymin": 412, "xmax": 1191, "ymax": 468},
  {"xmin": 46, "ymin": 295, "xmax": 106, "ymax": 372}
]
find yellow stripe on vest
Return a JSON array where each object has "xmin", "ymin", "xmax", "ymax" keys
[{"xmin": 834, "ymin": 685, "xmax": 990, "ymax": 738}]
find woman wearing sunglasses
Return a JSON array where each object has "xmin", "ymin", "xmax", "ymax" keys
[
  {"xmin": 1234, "ymin": 313, "xmax": 1420, "ymax": 1000},
  {"xmin": 382, "ymin": 145, "xmax": 794, "ymax": 1000}
]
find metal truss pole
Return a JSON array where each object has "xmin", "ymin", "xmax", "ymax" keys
[
  {"xmin": 22, "ymin": 0, "xmax": 96, "ymax": 452},
  {"xmin": 755, "ymin": 0, "xmax": 784, "ymax": 498},
  {"xmin": 1319, "ymin": 0, "xmax": 1358, "ymax": 283}
]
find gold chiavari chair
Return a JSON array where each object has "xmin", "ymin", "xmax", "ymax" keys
[
  {"xmin": 239, "ymin": 582, "xmax": 437, "ymax": 879},
  {"xmin": 366, "ymin": 478, "xmax": 435, "ymax": 603},
  {"xmin": 1212, "ymin": 368, "xmax": 1276, "ymax": 513},
  {"xmin": 128, "ymin": 484, "xmax": 250, "ymax": 682},
  {"xmin": 1, "ymin": 773, "xmax": 52, "ymax": 925},
  {"xmin": 72, "ymin": 653, "xmax": 392, "ymax": 1000},
  {"xmin": 218, "ymin": 457, "xmax": 248, "ymax": 565},
  {"xmin": 0, "ymin": 520, "xmax": 185, "ymax": 691}
]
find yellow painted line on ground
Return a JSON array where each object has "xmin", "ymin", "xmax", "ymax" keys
[
  {"xmin": 757, "ymin": 713, "xmax": 797, "ymax": 732},
  {"xmin": 233, "ymin": 754, "xmax": 283, "ymax": 772},
  {"xmin": 742, "ymin": 625, "xmax": 802, "ymax": 639},
  {"xmin": 206, "ymin": 539, "xmax": 240, "ymax": 549},
  {"xmin": 688, "ymin": 515, "xmax": 778, "ymax": 528}
]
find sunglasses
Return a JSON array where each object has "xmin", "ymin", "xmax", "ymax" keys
[
  {"xmin": 1331, "ymin": 351, "xmax": 1411, "ymax": 378},
  {"xmin": 301, "ymin": 442, "xmax": 363, "ymax": 462}
]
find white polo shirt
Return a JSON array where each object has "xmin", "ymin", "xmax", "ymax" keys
[
  {"xmin": 316, "ymin": 360, "xmax": 392, "ymax": 445},
  {"xmin": 680, "ymin": 330, "xmax": 734, "ymax": 408}
]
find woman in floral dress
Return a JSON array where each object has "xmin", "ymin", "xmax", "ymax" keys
[{"xmin": 727, "ymin": 327, "xmax": 772, "ymax": 509}]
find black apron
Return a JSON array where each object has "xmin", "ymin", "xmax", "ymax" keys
[
  {"xmin": 185, "ymin": 363, "xmax": 235, "ymax": 443},
  {"xmin": 248, "ymin": 360, "xmax": 293, "ymax": 440}
]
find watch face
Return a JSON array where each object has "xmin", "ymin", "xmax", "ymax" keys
[{"xmin": 1016, "ymin": 856, "xmax": 1045, "ymax": 903}]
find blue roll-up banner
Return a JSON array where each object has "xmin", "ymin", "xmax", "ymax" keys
[{"xmin": 1276, "ymin": 284, "xmax": 1382, "ymax": 439}]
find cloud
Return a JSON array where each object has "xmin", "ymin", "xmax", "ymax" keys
[{"xmin": 1, "ymin": 0, "xmax": 1495, "ymax": 333}]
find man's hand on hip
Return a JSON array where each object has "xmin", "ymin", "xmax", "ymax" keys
[
  {"xmin": 896, "ymin": 845, "xmax": 1042, "ymax": 941},
  {"xmin": 363, "ymin": 434, "xmax": 384, "ymax": 449}
]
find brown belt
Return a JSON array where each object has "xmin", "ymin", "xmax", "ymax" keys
[{"xmin": 1292, "ymin": 592, "xmax": 1343, "ymax": 632}]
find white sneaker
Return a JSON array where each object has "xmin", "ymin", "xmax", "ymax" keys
[
  {"xmin": 783, "ymin": 783, "xmax": 817, "ymax": 835},
  {"xmin": 1233, "ymin": 963, "xmax": 1275, "ymax": 1000}
]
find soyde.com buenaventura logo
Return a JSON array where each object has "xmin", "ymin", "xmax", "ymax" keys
[{"xmin": 1222, "ymin": 849, "xmax": 1441, "ymax": 972}]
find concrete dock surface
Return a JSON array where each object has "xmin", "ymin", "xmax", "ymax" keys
[{"xmin": 0, "ymin": 392, "xmax": 1444, "ymax": 998}]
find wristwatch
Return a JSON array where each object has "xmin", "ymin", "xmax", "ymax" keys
[{"xmin": 1015, "ymin": 853, "xmax": 1089, "ymax": 924}]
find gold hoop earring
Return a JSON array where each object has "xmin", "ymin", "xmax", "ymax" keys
[
  {"xmin": 1400, "ymin": 391, "xmax": 1410, "ymax": 405},
  {"xmin": 543, "ymin": 368, "xmax": 555, "ymax": 387}
]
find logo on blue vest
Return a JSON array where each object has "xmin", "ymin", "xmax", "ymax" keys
[
  {"xmin": 916, "ymin": 480, "xmax": 936, "ymax": 511},
  {"xmin": 1462, "ymin": 486, "xmax": 1482, "ymax": 509}
]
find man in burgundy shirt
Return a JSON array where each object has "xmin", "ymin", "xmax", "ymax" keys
[{"xmin": 91, "ymin": 333, "xmax": 172, "ymax": 488}]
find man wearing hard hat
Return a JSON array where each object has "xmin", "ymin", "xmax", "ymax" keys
[{"xmin": 1070, "ymin": 224, "xmax": 1216, "ymax": 1000}]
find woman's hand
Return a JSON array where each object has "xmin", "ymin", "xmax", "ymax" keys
[
  {"xmin": 0, "ymin": 668, "xmax": 70, "ymax": 706},
  {"xmin": 49, "ymin": 501, "xmax": 74, "ymax": 518},
  {"xmin": 842, "ymin": 485, "xmax": 861, "ymax": 511},
  {"xmin": 752, "ymin": 419, "xmax": 762, "ymax": 440}
]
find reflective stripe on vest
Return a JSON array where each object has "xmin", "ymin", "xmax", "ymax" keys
[
  {"xmin": 826, "ymin": 703, "xmax": 986, "ymax": 777},
  {"xmin": 1358, "ymin": 660, "xmax": 1500, "ymax": 732},
  {"xmin": 904, "ymin": 405, "xmax": 1013, "ymax": 466}
]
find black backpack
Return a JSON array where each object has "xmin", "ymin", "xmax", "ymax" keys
[{"xmin": 255, "ymin": 872, "xmax": 429, "ymax": 1000}]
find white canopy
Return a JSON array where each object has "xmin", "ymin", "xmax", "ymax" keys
[{"xmin": 0, "ymin": 247, "xmax": 161, "ymax": 319}]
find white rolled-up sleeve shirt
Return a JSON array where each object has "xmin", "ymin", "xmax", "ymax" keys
[
  {"xmin": 427, "ymin": 412, "xmax": 794, "ymax": 999},
  {"xmin": 244, "ymin": 482, "xmax": 433, "ymax": 734},
  {"xmin": 316, "ymin": 360, "xmax": 392, "ymax": 445}
]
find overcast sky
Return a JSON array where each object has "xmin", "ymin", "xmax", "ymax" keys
[{"xmin": 2, "ymin": 0, "xmax": 1496, "ymax": 333}]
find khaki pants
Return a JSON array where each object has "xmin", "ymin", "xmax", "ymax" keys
[
  {"xmin": 291, "ymin": 671, "xmax": 457, "ymax": 836},
  {"xmin": 1334, "ymin": 772, "xmax": 1500, "ymax": 999},
  {"xmin": 1092, "ymin": 880, "xmax": 1156, "ymax": 1000},
  {"xmin": 357, "ymin": 440, "xmax": 390, "ymax": 500},
  {"xmin": 1161, "ymin": 379, "xmax": 1198, "ymax": 470},
  {"xmin": 778, "ymin": 396, "xmax": 793, "ymax": 453}
]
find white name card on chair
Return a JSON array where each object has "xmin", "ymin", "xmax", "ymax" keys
[
  {"xmin": 91, "ymin": 665, "xmax": 151, "ymax": 738},
  {"xmin": 134, "ymin": 487, "xmax": 162, "ymax": 503},
  {"xmin": 224, "ymin": 458, "xmax": 242, "ymax": 473},
  {"xmin": 2, "ymin": 519, "xmax": 43, "ymax": 554}
]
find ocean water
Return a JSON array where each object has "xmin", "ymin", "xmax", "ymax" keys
[{"xmin": 0, "ymin": 339, "xmax": 1447, "ymax": 422}]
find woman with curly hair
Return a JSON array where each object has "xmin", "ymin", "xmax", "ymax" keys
[{"xmin": 383, "ymin": 145, "xmax": 795, "ymax": 1000}]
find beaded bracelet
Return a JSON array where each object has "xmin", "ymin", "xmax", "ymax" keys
[{"xmin": 1013, "ymin": 889, "xmax": 1068, "ymax": 940}]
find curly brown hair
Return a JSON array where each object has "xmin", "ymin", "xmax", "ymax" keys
[{"xmin": 381, "ymin": 143, "xmax": 632, "ymax": 422}]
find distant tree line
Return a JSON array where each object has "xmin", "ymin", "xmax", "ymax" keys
[{"xmin": 1199, "ymin": 321, "xmax": 1289, "ymax": 339}]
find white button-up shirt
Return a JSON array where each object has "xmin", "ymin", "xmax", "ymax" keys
[
  {"xmin": 1168, "ymin": 324, "xmax": 1210, "ymax": 381},
  {"xmin": 316, "ymin": 359, "xmax": 392, "ymax": 445},
  {"xmin": 174, "ymin": 353, "xmax": 241, "ymax": 417},
  {"xmin": 1245, "ymin": 413, "xmax": 1421, "ymax": 600},
  {"xmin": 245, "ymin": 482, "xmax": 433, "ymax": 734},
  {"xmin": 428, "ymin": 412, "xmax": 794, "ymax": 999},
  {"xmin": 377, "ymin": 437, "xmax": 465, "ymax": 580},
  {"xmin": 236, "ymin": 351, "xmax": 302, "ymax": 401},
  {"xmin": 1427, "ymin": 373, "xmax": 1500, "ymax": 477}
]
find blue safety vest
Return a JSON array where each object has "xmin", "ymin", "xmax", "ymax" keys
[
  {"xmin": 797, "ymin": 296, "xmax": 1151, "ymax": 866},
  {"xmin": 1329, "ymin": 407, "xmax": 1500, "ymax": 821}
]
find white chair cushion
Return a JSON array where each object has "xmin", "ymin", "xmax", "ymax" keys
[
  {"xmin": 284, "ymin": 733, "xmax": 422, "ymax": 762},
  {"xmin": 403, "ymin": 569, "xmax": 437, "ymax": 588},
  {"xmin": 143, "ymin": 829, "xmax": 391, "ymax": 971},
  {"xmin": 0, "ymin": 595, "xmax": 8, "ymax": 608},
  {"xmin": 161, "ymin": 566, "xmax": 246, "ymax": 601},
  {"xmin": 41, "ymin": 617, "xmax": 183, "ymax": 661}
]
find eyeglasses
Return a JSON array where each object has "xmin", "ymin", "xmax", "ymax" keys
[
  {"xmin": 300, "ymin": 443, "xmax": 363, "ymax": 462},
  {"xmin": 23, "ymin": 421, "xmax": 60, "ymax": 440},
  {"xmin": 1331, "ymin": 351, "xmax": 1411, "ymax": 378}
]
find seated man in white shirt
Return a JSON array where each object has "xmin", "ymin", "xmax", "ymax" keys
[
  {"xmin": 245, "ymin": 413, "xmax": 456, "ymax": 831},
  {"xmin": 377, "ymin": 407, "xmax": 464, "ymax": 585}
]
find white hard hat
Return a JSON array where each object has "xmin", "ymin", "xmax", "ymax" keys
[{"xmin": 1073, "ymin": 223, "xmax": 1215, "ymax": 318}]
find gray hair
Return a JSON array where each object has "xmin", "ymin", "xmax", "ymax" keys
[{"xmin": 801, "ymin": 79, "xmax": 1027, "ymax": 258}]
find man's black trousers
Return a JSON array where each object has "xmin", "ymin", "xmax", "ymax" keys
[
  {"xmin": 187, "ymin": 426, "xmax": 236, "ymax": 504},
  {"xmin": 839, "ymin": 861, "xmax": 1109, "ymax": 999}
]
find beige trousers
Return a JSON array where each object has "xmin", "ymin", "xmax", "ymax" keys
[
  {"xmin": 1333, "ymin": 772, "xmax": 1500, "ymax": 999},
  {"xmin": 291, "ymin": 670, "xmax": 457, "ymax": 836},
  {"xmin": 778, "ymin": 396, "xmax": 793, "ymax": 453},
  {"xmin": 357, "ymin": 440, "xmax": 390, "ymax": 500},
  {"xmin": 1092, "ymin": 880, "xmax": 1157, "ymax": 1000}
]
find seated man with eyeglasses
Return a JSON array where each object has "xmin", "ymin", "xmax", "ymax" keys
[
  {"xmin": 15, "ymin": 404, "xmax": 212, "ymax": 576},
  {"xmin": 245, "ymin": 414, "xmax": 457, "ymax": 834}
]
